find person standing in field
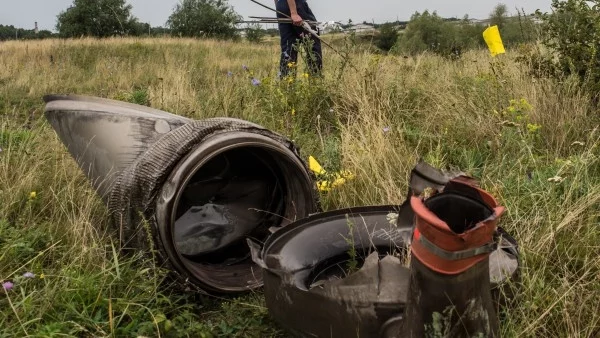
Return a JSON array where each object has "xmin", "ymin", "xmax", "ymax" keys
[{"xmin": 275, "ymin": 0, "xmax": 323, "ymax": 77}]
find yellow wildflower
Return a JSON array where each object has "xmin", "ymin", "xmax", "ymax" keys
[
  {"xmin": 527, "ymin": 123, "xmax": 541, "ymax": 134},
  {"xmin": 302, "ymin": 73, "xmax": 309, "ymax": 79},
  {"xmin": 39, "ymin": 273, "xmax": 45, "ymax": 279},
  {"xmin": 317, "ymin": 171, "xmax": 355, "ymax": 192},
  {"xmin": 291, "ymin": 109, "xmax": 296, "ymax": 116},
  {"xmin": 29, "ymin": 191, "xmax": 37, "ymax": 200},
  {"xmin": 519, "ymin": 98, "xmax": 533, "ymax": 111}
]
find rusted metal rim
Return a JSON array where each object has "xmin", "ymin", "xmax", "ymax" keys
[
  {"xmin": 252, "ymin": 204, "xmax": 413, "ymax": 337},
  {"xmin": 259, "ymin": 204, "xmax": 411, "ymax": 279},
  {"xmin": 156, "ymin": 132, "xmax": 318, "ymax": 293}
]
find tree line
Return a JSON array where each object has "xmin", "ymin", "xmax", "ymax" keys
[
  {"xmin": 1, "ymin": 0, "xmax": 595, "ymax": 60},
  {"xmin": 0, "ymin": 25, "xmax": 55, "ymax": 41},
  {"xmin": 0, "ymin": 0, "xmax": 237, "ymax": 41},
  {"xmin": 3, "ymin": 0, "xmax": 543, "ymax": 53},
  {"xmin": 0, "ymin": 0, "xmax": 541, "ymax": 43},
  {"xmin": 54, "ymin": 0, "xmax": 242, "ymax": 39},
  {"xmin": 0, "ymin": 0, "xmax": 547, "ymax": 46}
]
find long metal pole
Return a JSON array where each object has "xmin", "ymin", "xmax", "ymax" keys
[
  {"xmin": 249, "ymin": 0, "xmax": 291, "ymax": 19},
  {"xmin": 249, "ymin": 16, "xmax": 319, "ymax": 24},
  {"xmin": 240, "ymin": 18, "xmax": 320, "ymax": 25}
]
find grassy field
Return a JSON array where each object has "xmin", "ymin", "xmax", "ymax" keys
[{"xmin": 0, "ymin": 36, "xmax": 599, "ymax": 337}]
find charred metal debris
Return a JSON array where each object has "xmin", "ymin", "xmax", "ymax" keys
[{"xmin": 44, "ymin": 94, "xmax": 520, "ymax": 337}]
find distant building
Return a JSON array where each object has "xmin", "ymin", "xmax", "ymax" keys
[
  {"xmin": 346, "ymin": 24, "xmax": 376, "ymax": 34},
  {"xmin": 466, "ymin": 15, "xmax": 543, "ymax": 26},
  {"xmin": 34, "ymin": 22, "xmax": 38, "ymax": 34},
  {"xmin": 467, "ymin": 18, "xmax": 493, "ymax": 26},
  {"xmin": 319, "ymin": 21, "xmax": 343, "ymax": 34}
]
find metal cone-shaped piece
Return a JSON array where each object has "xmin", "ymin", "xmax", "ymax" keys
[{"xmin": 44, "ymin": 94, "xmax": 190, "ymax": 200}]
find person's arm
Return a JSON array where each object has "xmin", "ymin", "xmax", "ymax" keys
[{"xmin": 286, "ymin": 0, "xmax": 303, "ymax": 25}]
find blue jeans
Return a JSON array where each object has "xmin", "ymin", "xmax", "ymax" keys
[{"xmin": 275, "ymin": 0, "xmax": 323, "ymax": 77}]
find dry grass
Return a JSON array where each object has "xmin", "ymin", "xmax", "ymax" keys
[{"xmin": 1, "ymin": 37, "xmax": 599, "ymax": 337}]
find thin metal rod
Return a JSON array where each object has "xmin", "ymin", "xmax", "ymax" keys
[
  {"xmin": 248, "ymin": 15, "xmax": 319, "ymax": 22},
  {"xmin": 249, "ymin": 0, "xmax": 291, "ymax": 19},
  {"xmin": 239, "ymin": 19, "xmax": 286, "ymax": 23},
  {"xmin": 249, "ymin": 16, "xmax": 283, "ymax": 20},
  {"xmin": 241, "ymin": 17, "xmax": 320, "ymax": 25},
  {"xmin": 249, "ymin": 16, "xmax": 340, "ymax": 26}
]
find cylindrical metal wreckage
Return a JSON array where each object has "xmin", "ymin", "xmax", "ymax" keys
[
  {"xmin": 45, "ymin": 94, "xmax": 520, "ymax": 337},
  {"xmin": 44, "ymin": 94, "xmax": 319, "ymax": 293},
  {"xmin": 404, "ymin": 178, "xmax": 507, "ymax": 337}
]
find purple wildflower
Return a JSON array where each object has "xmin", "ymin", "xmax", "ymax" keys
[
  {"xmin": 227, "ymin": 71, "xmax": 233, "ymax": 77},
  {"xmin": 2, "ymin": 281, "xmax": 13, "ymax": 290},
  {"xmin": 251, "ymin": 78, "xmax": 261, "ymax": 86},
  {"xmin": 23, "ymin": 272, "xmax": 35, "ymax": 278},
  {"xmin": 242, "ymin": 64, "xmax": 249, "ymax": 71},
  {"xmin": 383, "ymin": 127, "xmax": 390, "ymax": 133}
]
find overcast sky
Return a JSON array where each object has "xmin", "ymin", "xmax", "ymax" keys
[{"xmin": 1, "ymin": 0, "xmax": 552, "ymax": 32}]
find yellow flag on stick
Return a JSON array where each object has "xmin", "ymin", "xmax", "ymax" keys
[{"xmin": 483, "ymin": 25, "xmax": 505, "ymax": 57}]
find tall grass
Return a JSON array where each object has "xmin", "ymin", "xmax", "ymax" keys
[{"xmin": 1, "ymin": 37, "xmax": 599, "ymax": 337}]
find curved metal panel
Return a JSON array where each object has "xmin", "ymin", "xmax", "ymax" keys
[{"xmin": 43, "ymin": 94, "xmax": 190, "ymax": 199}]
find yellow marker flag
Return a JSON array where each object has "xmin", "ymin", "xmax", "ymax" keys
[
  {"xmin": 308, "ymin": 155, "xmax": 326, "ymax": 175},
  {"xmin": 483, "ymin": 25, "xmax": 506, "ymax": 57}
]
